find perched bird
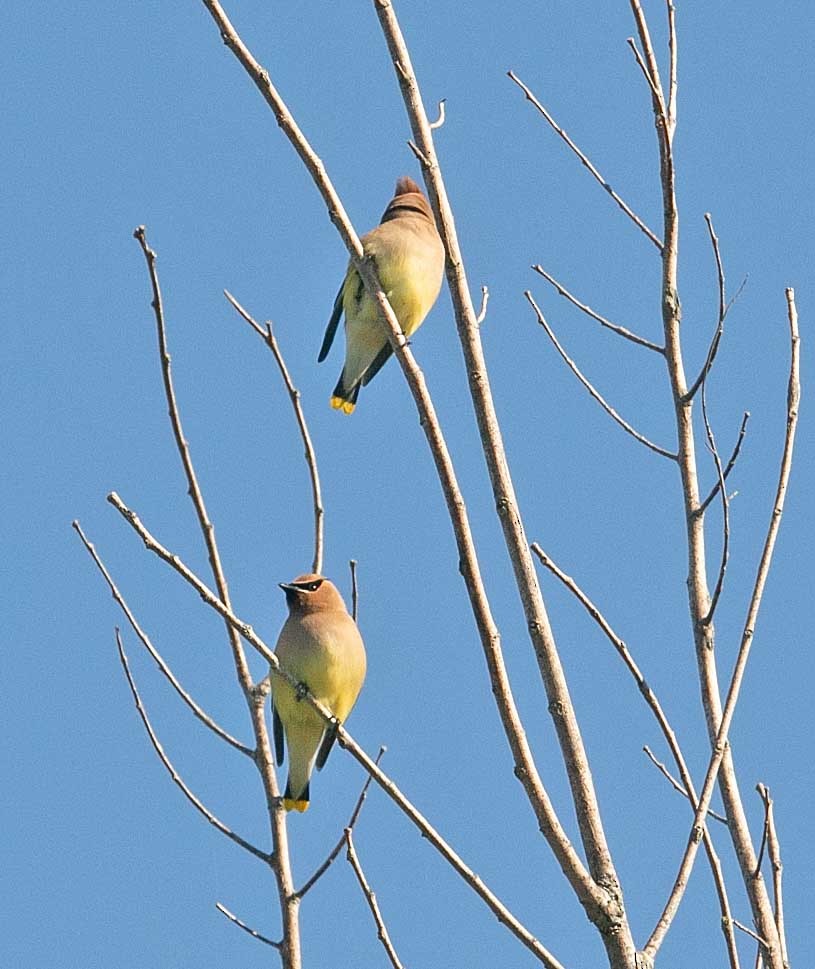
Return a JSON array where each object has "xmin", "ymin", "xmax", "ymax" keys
[
  {"xmin": 318, "ymin": 175, "xmax": 445, "ymax": 413},
  {"xmin": 271, "ymin": 573, "xmax": 367, "ymax": 812}
]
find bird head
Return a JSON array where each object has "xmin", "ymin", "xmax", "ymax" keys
[
  {"xmin": 380, "ymin": 175, "xmax": 435, "ymax": 225},
  {"xmin": 278, "ymin": 573, "xmax": 347, "ymax": 614}
]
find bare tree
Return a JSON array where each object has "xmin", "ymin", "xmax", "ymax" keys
[{"xmin": 76, "ymin": 3, "xmax": 800, "ymax": 968}]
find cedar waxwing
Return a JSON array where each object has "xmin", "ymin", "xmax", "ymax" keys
[
  {"xmin": 318, "ymin": 175, "xmax": 445, "ymax": 413},
  {"xmin": 271, "ymin": 574, "xmax": 367, "ymax": 812}
]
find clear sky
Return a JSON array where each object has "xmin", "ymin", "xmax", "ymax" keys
[{"xmin": 4, "ymin": 3, "xmax": 812, "ymax": 967}]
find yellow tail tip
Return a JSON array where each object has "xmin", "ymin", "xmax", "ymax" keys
[
  {"xmin": 283, "ymin": 798, "xmax": 309, "ymax": 813},
  {"xmin": 330, "ymin": 395, "xmax": 355, "ymax": 415}
]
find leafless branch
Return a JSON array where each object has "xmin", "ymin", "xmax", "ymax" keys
[
  {"xmin": 646, "ymin": 290, "xmax": 800, "ymax": 963},
  {"xmin": 105, "ymin": 490, "xmax": 566, "ymax": 969},
  {"xmin": 532, "ymin": 264, "xmax": 663, "ymax": 352},
  {"xmin": 345, "ymin": 829, "xmax": 404, "ymax": 969},
  {"xmin": 429, "ymin": 97, "xmax": 446, "ymax": 130},
  {"xmin": 132, "ymin": 226, "xmax": 254, "ymax": 691},
  {"xmin": 114, "ymin": 629, "xmax": 270, "ymax": 864},
  {"xmin": 215, "ymin": 903, "xmax": 281, "ymax": 948},
  {"xmin": 643, "ymin": 746, "xmax": 727, "ymax": 824},
  {"xmin": 628, "ymin": 1, "xmax": 666, "ymax": 114},
  {"xmin": 699, "ymin": 376, "xmax": 730, "ymax": 626},
  {"xmin": 626, "ymin": 38, "xmax": 663, "ymax": 109},
  {"xmin": 73, "ymin": 521, "xmax": 252, "ymax": 756},
  {"xmin": 757, "ymin": 785, "xmax": 790, "ymax": 968},
  {"xmin": 734, "ymin": 920, "xmax": 770, "ymax": 948},
  {"xmin": 296, "ymin": 746, "xmax": 385, "ymax": 900},
  {"xmin": 224, "ymin": 289, "xmax": 324, "ymax": 575},
  {"xmin": 508, "ymin": 70, "xmax": 662, "ymax": 250},
  {"xmin": 526, "ymin": 292, "xmax": 676, "ymax": 459},
  {"xmin": 665, "ymin": 0, "xmax": 678, "ymax": 134},
  {"xmin": 697, "ymin": 412, "xmax": 750, "ymax": 517},
  {"xmin": 199, "ymin": 2, "xmax": 611, "ymax": 954},
  {"xmin": 475, "ymin": 285, "xmax": 489, "ymax": 325},
  {"xmin": 350, "ymin": 559, "xmax": 359, "ymax": 623},
  {"xmin": 531, "ymin": 543, "xmax": 741, "ymax": 968}
]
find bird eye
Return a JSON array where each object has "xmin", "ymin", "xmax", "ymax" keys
[{"xmin": 307, "ymin": 580, "xmax": 322, "ymax": 592}]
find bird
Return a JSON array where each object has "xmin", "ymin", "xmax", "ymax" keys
[
  {"xmin": 270, "ymin": 573, "xmax": 367, "ymax": 812},
  {"xmin": 318, "ymin": 175, "xmax": 445, "ymax": 413}
]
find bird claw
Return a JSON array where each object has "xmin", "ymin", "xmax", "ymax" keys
[{"xmin": 295, "ymin": 681, "xmax": 309, "ymax": 701}]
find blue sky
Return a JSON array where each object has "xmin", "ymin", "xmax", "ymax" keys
[{"xmin": 4, "ymin": 3, "xmax": 812, "ymax": 967}]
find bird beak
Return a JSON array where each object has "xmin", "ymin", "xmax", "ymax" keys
[{"xmin": 279, "ymin": 582, "xmax": 298, "ymax": 593}]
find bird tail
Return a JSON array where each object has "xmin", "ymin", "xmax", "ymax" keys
[
  {"xmin": 330, "ymin": 371, "xmax": 360, "ymax": 415},
  {"xmin": 283, "ymin": 777, "xmax": 310, "ymax": 813}
]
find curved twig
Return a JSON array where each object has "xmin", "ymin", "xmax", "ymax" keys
[
  {"xmin": 224, "ymin": 290, "xmax": 324, "ymax": 575},
  {"xmin": 526, "ymin": 292, "xmax": 676, "ymax": 459},
  {"xmin": 73, "ymin": 522, "xmax": 252, "ymax": 756},
  {"xmin": 508, "ymin": 71, "xmax": 662, "ymax": 251},
  {"xmin": 532, "ymin": 264, "xmax": 663, "ymax": 352},
  {"xmin": 115, "ymin": 629, "xmax": 269, "ymax": 864}
]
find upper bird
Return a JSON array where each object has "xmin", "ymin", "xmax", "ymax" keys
[
  {"xmin": 318, "ymin": 175, "xmax": 445, "ymax": 414},
  {"xmin": 271, "ymin": 573, "xmax": 367, "ymax": 812}
]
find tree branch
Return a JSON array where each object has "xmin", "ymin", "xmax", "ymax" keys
[
  {"xmin": 532, "ymin": 264, "xmax": 663, "ymax": 352},
  {"xmin": 224, "ymin": 289, "xmax": 324, "ymax": 575},
  {"xmin": 215, "ymin": 903, "xmax": 281, "ymax": 949},
  {"xmin": 531, "ymin": 543, "xmax": 741, "ymax": 968},
  {"xmin": 103, "ymin": 492, "xmax": 567, "ymax": 969},
  {"xmin": 114, "ymin": 629, "xmax": 269, "ymax": 864},
  {"xmin": 508, "ymin": 70, "xmax": 662, "ymax": 250},
  {"xmin": 757, "ymin": 785, "xmax": 790, "ymax": 968},
  {"xmin": 73, "ymin": 521, "xmax": 252, "ymax": 756},
  {"xmin": 526, "ymin": 292, "xmax": 676, "ymax": 459},
  {"xmin": 198, "ymin": 0, "xmax": 611, "ymax": 945},
  {"xmin": 642, "ymin": 746, "xmax": 726, "ymax": 825},
  {"xmin": 345, "ymin": 829, "xmax": 404, "ymax": 969},
  {"xmin": 696, "ymin": 412, "xmax": 750, "ymax": 517},
  {"xmin": 296, "ymin": 746, "xmax": 385, "ymax": 900}
]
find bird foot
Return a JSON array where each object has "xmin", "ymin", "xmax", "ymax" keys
[{"xmin": 295, "ymin": 681, "xmax": 309, "ymax": 701}]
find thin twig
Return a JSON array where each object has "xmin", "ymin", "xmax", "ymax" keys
[
  {"xmin": 626, "ymin": 38, "xmax": 664, "ymax": 109},
  {"xmin": 532, "ymin": 264, "xmax": 663, "ymax": 352},
  {"xmin": 646, "ymin": 290, "xmax": 800, "ymax": 962},
  {"xmin": 757, "ymin": 785, "xmax": 790, "ymax": 968},
  {"xmin": 132, "ymin": 227, "xmax": 253, "ymax": 692},
  {"xmin": 296, "ymin": 746, "xmax": 385, "ymax": 899},
  {"xmin": 531, "ymin": 542, "xmax": 741, "ymax": 968},
  {"xmin": 700, "ymin": 374, "xmax": 730, "ymax": 626},
  {"xmin": 526, "ymin": 292, "xmax": 676, "ymax": 459},
  {"xmin": 734, "ymin": 920, "xmax": 770, "ymax": 948},
  {"xmin": 350, "ymin": 559, "xmax": 359, "ymax": 624},
  {"xmin": 643, "ymin": 746, "xmax": 727, "ymax": 824},
  {"xmin": 345, "ymin": 829, "xmax": 404, "ymax": 969},
  {"xmin": 105, "ymin": 491, "xmax": 565, "ymax": 969},
  {"xmin": 475, "ymin": 285, "xmax": 489, "ymax": 326},
  {"xmin": 697, "ymin": 412, "xmax": 750, "ymax": 517},
  {"xmin": 628, "ymin": 0, "xmax": 666, "ymax": 114},
  {"xmin": 429, "ymin": 98, "xmax": 446, "ymax": 130},
  {"xmin": 665, "ymin": 0, "xmax": 678, "ymax": 135},
  {"xmin": 73, "ymin": 521, "xmax": 252, "ymax": 756},
  {"xmin": 215, "ymin": 903, "xmax": 281, "ymax": 948},
  {"xmin": 508, "ymin": 70, "xmax": 662, "ymax": 250},
  {"xmin": 114, "ymin": 629, "xmax": 269, "ymax": 864},
  {"xmin": 224, "ymin": 290, "xmax": 324, "ymax": 575}
]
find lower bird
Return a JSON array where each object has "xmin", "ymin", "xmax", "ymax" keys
[
  {"xmin": 318, "ymin": 175, "xmax": 445, "ymax": 413},
  {"xmin": 271, "ymin": 573, "xmax": 367, "ymax": 812}
]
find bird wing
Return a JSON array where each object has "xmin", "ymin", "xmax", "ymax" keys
[
  {"xmin": 318, "ymin": 281, "xmax": 346, "ymax": 362},
  {"xmin": 315, "ymin": 722, "xmax": 338, "ymax": 771},
  {"xmin": 273, "ymin": 703, "xmax": 285, "ymax": 766},
  {"xmin": 361, "ymin": 342, "xmax": 394, "ymax": 386}
]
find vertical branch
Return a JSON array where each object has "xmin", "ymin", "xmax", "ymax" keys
[
  {"xmin": 371, "ymin": 7, "xmax": 635, "ymax": 963},
  {"xmin": 345, "ymin": 829, "xmax": 405, "ymax": 969},
  {"xmin": 625, "ymin": 4, "xmax": 789, "ymax": 964},
  {"xmin": 132, "ymin": 227, "xmax": 301, "ymax": 968},
  {"xmin": 757, "ymin": 785, "xmax": 789, "ymax": 969},
  {"xmin": 197, "ymin": 0, "xmax": 615, "ymax": 945},
  {"xmin": 223, "ymin": 290, "xmax": 325, "ymax": 574}
]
